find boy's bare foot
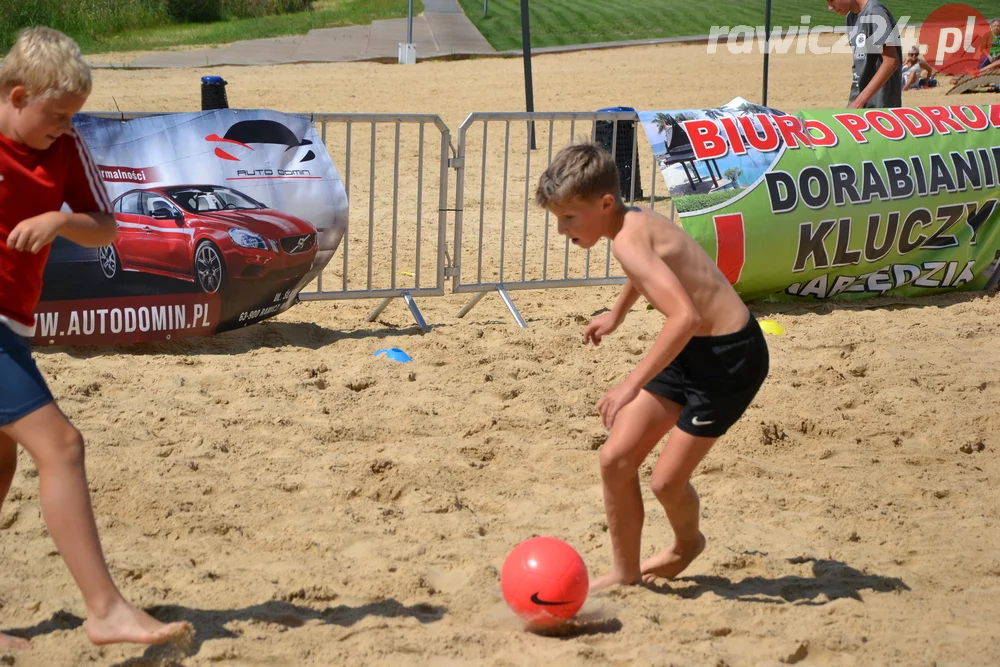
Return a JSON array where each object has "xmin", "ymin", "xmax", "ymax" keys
[
  {"xmin": 640, "ymin": 533, "xmax": 706, "ymax": 583},
  {"xmin": 589, "ymin": 569, "xmax": 641, "ymax": 592},
  {"xmin": 0, "ymin": 632, "xmax": 31, "ymax": 650},
  {"xmin": 84, "ymin": 600, "xmax": 193, "ymax": 647}
]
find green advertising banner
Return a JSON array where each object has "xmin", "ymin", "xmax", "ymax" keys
[{"xmin": 638, "ymin": 98, "xmax": 1000, "ymax": 301}]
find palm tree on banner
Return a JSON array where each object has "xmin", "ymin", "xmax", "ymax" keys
[
  {"xmin": 652, "ymin": 112, "xmax": 693, "ymax": 137},
  {"xmin": 723, "ymin": 166, "xmax": 744, "ymax": 187},
  {"xmin": 703, "ymin": 108, "xmax": 725, "ymax": 120},
  {"xmin": 736, "ymin": 101, "xmax": 772, "ymax": 116},
  {"xmin": 734, "ymin": 100, "xmax": 787, "ymax": 154}
]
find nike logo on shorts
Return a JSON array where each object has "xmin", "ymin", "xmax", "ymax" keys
[{"xmin": 691, "ymin": 416, "xmax": 715, "ymax": 426}]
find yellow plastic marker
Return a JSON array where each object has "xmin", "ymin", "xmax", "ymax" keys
[{"xmin": 758, "ymin": 319, "xmax": 786, "ymax": 336}]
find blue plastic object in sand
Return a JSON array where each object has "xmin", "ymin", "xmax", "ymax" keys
[{"xmin": 374, "ymin": 347, "xmax": 412, "ymax": 363}]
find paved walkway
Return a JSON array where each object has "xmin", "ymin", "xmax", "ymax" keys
[
  {"xmin": 100, "ymin": 0, "xmax": 735, "ymax": 70},
  {"xmin": 117, "ymin": 0, "xmax": 496, "ymax": 68}
]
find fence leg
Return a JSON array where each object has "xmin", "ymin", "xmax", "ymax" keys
[
  {"xmin": 366, "ymin": 293, "xmax": 430, "ymax": 333},
  {"xmin": 401, "ymin": 291, "xmax": 431, "ymax": 333},
  {"xmin": 455, "ymin": 287, "xmax": 527, "ymax": 328},
  {"xmin": 456, "ymin": 291, "xmax": 487, "ymax": 319},
  {"xmin": 496, "ymin": 285, "xmax": 527, "ymax": 328},
  {"xmin": 366, "ymin": 297, "xmax": 392, "ymax": 322}
]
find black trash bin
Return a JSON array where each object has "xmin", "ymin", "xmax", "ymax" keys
[
  {"xmin": 201, "ymin": 75, "xmax": 229, "ymax": 110},
  {"xmin": 596, "ymin": 106, "xmax": 643, "ymax": 201}
]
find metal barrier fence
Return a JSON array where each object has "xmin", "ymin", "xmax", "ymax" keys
[
  {"xmin": 89, "ymin": 109, "xmax": 667, "ymax": 329},
  {"xmin": 450, "ymin": 110, "xmax": 664, "ymax": 326},
  {"xmin": 292, "ymin": 113, "xmax": 451, "ymax": 334}
]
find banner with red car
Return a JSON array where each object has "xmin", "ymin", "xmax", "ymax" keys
[{"xmin": 36, "ymin": 109, "xmax": 348, "ymax": 345}]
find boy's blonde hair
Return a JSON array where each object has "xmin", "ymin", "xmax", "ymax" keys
[
  {"xmin": 535, "ymin": 142, "xmax": 623, "ymax": 209},
  {"xmin": 0, "ymin": 27, "xmax": 92, "ymax": 101}
]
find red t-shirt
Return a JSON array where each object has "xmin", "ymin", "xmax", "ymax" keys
[{"xmin": 0, "ymin": 129, "xmax": 111, "ymax": 336}]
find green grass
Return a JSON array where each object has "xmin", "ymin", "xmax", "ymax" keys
[
  {"xmin": 0, "ymin": 0, "xmax": 167, "ymax": 52},
  {"xmin": 90, "ymin": 0, "xmax": 422, "ymax": 53},
  {"xmin": 459, "ymin": 0, "xmax": 1000, "ymax": 51},
  {"xmin": 673, "ymin": 189, "xmax": 743, "ymax": 213},
  {"xmin": 0, "ymin": 0, "xmax": 422, "ymax": 54}
]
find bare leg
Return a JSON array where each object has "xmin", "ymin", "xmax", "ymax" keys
[
  {"xmin": 0, "ymin": 432, "xmax": 15, "ymax": 505},
  {"xmin": 2, "ymin": 404, "xmax": 192, "ymax": 646},
  {"xmin": 641, "ymin": 429, "xmax": 717, "ymax": 582},
  {"xmin": 0, "ymin": 432, "xmax": 31, "ymax": 650},
  {"xmin": 590, "ymin": 391, "xmax": 681, "ymax": 591},
  {"xmin": 0, "ymin": 634, "xmax": 31, "ymax": 651}
]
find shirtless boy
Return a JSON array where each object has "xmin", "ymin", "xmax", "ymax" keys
[{"xmin": 535, "ymin": 143, "xmax": 770, "ymax": 589}]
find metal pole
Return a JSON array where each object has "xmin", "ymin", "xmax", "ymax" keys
[
  {"xmin": 520, "ymin": 0, "xmax": 536, "ymax": 149},
  {"xmin": 483, "ymin": 0, "xmax": 488, "ymax": 18},
  {"xmin": 762, "ymin": 0, "xmax": 772, "ymax": 107},
  {"xmin": 407, "ymin": 0, "xmax": 414, "ymax": 43}
]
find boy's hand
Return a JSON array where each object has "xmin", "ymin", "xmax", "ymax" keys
[
  {"xmin": 583, "ymin": 312, "xmax": 620, "ymax": 346},
  {"xmin": 598, "ymin": 381, "xmax": 640, "ymax": 431},
  {"xmin": 7, "ymin": 212, "xmax": 64, "ymax": 254}
]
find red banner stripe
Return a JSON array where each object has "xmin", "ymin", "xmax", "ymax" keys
[{"xmin": 713, "ymin": 212, "xmax": 746, "ymax": 285}]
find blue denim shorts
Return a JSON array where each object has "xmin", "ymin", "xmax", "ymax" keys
[{"xmin": 0, "ymin": 323, "xmax": 54, "ymax": 427}]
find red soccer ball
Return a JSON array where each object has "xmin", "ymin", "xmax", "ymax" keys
[{"xmin": 500, "ymin": 536, "xmax": 589, "ymax": 627}]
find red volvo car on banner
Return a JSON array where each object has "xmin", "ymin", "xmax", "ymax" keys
[{"xmin": 99, "ymin": 184, "xmax": 318, "ymax": 294}]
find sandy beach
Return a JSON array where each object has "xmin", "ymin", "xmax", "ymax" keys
[{"xmin": 1, "ymin": 38, "xmax": 999, "ymax": 666}]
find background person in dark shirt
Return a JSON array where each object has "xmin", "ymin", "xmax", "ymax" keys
[{"xmin": 827, "ymin": 0, "xmax": 903, "ymax": 108}]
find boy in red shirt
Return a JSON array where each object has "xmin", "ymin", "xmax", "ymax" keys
[{"xmin": 0, "ymin": 27, "xmax": 191, "ymax": 649}]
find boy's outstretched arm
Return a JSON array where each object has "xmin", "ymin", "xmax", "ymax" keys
[
  {"xmin": 610, "ymin": 278, "xmax": 642, "ymax": 321},
  {"xmin": 597, "ymin": 233, "xmax": 702, "ymax": 430},
  {"xmin": 7, "ymin": 210, "xmax": 116, "ymax": 254},
  {"xmin": 584, "ymin": 278, "xmax": 642, "ymax": 345}
]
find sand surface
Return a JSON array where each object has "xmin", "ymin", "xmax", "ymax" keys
[{"xmin": 2, "ymin": 40, "xmax": 999, "ymax": 666}]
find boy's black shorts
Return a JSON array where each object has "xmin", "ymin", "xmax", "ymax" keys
[{"xmin": 643, "ymin": 314, "xmax": 769, "ymax": 438}]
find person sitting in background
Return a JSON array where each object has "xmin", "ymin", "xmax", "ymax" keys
[
  {"xmin": 902, "ymin": 46, "xmax": 937, "ymax": 90},
  {"xmin": 978, "ymin": 19, "xmax": 1000, "ymax": 71}
]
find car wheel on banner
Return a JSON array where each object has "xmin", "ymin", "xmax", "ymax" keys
[
  {"xmin": 195, "ymin": 241, "xmax": 226, "ymax": 294},
  {"xmin": 99, "ymin": 245, "xmax": 122, "ymax": 282}
]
